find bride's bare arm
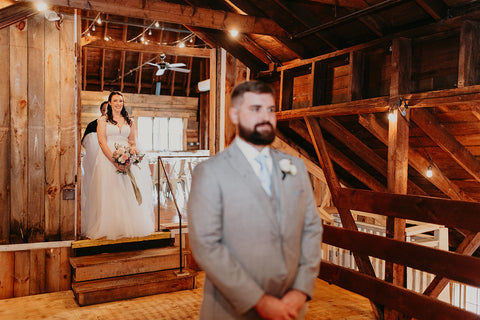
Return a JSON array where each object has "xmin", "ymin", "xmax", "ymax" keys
[
  {"xmin": 97, "ymin": 117, "xmax": 115, "ymax": 164},
  {"xmin": 128, "ymin": 120, "xmax": 136, "ymax": 147}
]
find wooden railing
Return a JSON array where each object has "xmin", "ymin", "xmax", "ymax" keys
[{"xmin": 320, "ymin": 188, "xmax": 480, "ymax": 320}]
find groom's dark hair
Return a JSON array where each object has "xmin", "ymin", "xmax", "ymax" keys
[{"xmin": 231, "ymin": 81, "xmax": 275, "ymax": 108}]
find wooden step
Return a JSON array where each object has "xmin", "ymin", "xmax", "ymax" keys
[
  {"xmin": 70, "ymin": 247, "xmax": 189, "ymax": 282},
  {"xmin": 71, "ymin": 231, "xmax": 171, "ymax": 249},
  {"xmin": 72, "ymin": 269, "xmax": 196, "ymax": 306}
]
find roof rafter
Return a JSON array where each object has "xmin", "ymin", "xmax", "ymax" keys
[
  {"xmin": 21, "ymin": 0, "xmax": 289, "ymax": 37},
  {"xmin": 81, "ymin": 36, "xmax": 211, "ymax": 58}
]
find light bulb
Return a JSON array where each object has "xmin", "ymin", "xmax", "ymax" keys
[
  {"xmin": 97, "ymin": 17, "xmax": 102, "ymax": 24},
  {"xmin": 87, "ymin": 31, "xmax": 91, "ymax": 37},
  {"xmin": 36, "ymin": 2, "xmax": 47, "ymax": 12},
  {"xmin": 104, "ymin": 36, "xmax": 109, "ymax": 41},
  {"xmin": 141, "ymin": 36, "xmax": 145, "ymax": 42},
  {"xmin": 92, "ymin": 25, "xmax": 95, "ymax": 31},
  {"xmin": 179, "ymin": 42, "xmax": 185, "ymax": 48},
  {"xmin": 388, "ymin": 110, "xmax": 397, "ymax": 122},
  {"xmin": 229, "ymin": 29, "xmax": 239, "ymax": 37},
  {"xmin": 426, "ymin": 165, "xmax": 433, "ymax": 178},
  {"xmin": 155, "ymin": 21, "xmax": 160, "ymax": 28},
  {"xmin": 148, "ymin": 29, "xmax": 152, "ymax": 36}
]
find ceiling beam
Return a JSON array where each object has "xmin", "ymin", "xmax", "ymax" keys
[
  {"xmin": 276, "ymin": 84, "xmax": 480, "ymax": 120},
  {"xmin": 358, "ymin": 113, "xmax": 474, "ymax": 202},
  {"xmin": 414, "ymin": 0, "xmax": 446, "ymax": 21},
  {"xmin": 81, "ymin": 36, "xmax": 211, "ymax": 58},
  {"xmin": 303, "ymin": 0, "xmax": 368, "ymax": 9},
  {"xmin": 22, "ymin": 0, "xmax": 289, "ymax": 37},
  {"xmin": 411, "ymin": 108, "xmax": 480, "ymax": 184},
  {"xmin": 318, "ymin": 117, "xmax": 427, "ymax": 195},
  {"xmin": 289, "ymin": 119, "xmax": 388, "ymax": 192}
]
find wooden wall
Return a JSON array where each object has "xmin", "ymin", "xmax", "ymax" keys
[{"xmin": 0, "ymin": 13, "xmax": 78, "ymax": 298}]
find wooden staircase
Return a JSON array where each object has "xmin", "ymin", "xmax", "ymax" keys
[{"xmin": 70, "ymin": 231, "xmax": 197, "ymax": 306}]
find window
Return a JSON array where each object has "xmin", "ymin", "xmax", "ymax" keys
[{"xmin": 137, "ymin": 117, "xmax": 184, "ymax": 151}]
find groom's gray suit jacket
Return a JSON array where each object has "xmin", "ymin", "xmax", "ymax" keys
[{"xmin": 188, "ymin": 140, "xmax": 323, "ymax": 320}]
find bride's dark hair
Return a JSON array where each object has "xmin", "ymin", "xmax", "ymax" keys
[{"xmin": 106, "ymin": 91, "xmax": 132, "ymax": 126}]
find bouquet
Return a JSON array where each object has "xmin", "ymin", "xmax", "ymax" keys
[
  {"xmin": 112, "ymin": 143, "xmax": 145, "ymax": 172},
  {"xmin": 112, "ymin": 143, "xmax": 145, "ymax": 205}
]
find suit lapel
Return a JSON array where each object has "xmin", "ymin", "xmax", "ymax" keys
[{"xmin": 225, "ymin": 143, "xmax": 280, "ymax": 229}]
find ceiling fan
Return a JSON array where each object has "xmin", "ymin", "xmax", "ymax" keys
[{"xmin": 145, "ymin": 54, "xmax": 190, "ymax": 76}]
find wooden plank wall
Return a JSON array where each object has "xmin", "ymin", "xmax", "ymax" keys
[{"xmin": 0, "ymin": 13, "xmax": 78, "ymax": 299}]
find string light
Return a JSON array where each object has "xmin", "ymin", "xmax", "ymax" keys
[
  {"xmin": 426, "ymin": 165, "xmax": 433, "ymax": 178},
  {"xmin": 229, "ymin": 29, "xmax": 239, "ymax": 37},
  {"xmin": 81, "ymin": 16, "xmax": 206, "ymax": 48}
]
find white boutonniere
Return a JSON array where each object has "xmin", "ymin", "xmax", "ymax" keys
[{"xmin": 279, "ymin": 159, "xmax": 297, "ymax": 180}]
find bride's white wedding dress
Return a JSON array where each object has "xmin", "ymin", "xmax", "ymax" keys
[{"xmin": 83, "ymin": 122, "xmax": 155, "ymax": 240}]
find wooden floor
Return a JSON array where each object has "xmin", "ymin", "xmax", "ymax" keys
[{"xmin": 0, "ymin": 272, "xmax": 375, "ymax": 320}]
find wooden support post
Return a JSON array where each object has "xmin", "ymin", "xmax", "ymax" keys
[
  {"xmin": 208, "ymin": 48, "xmax": 216, "ymax": 155},
  {"xmin": 59, "ymin": 15, "xmax": 76, "ymax": 240},
  {"xmin": 44, "ymin": 17, "xmax": 61, "ymax": 240},
  {"xmin": 27, "ymin": 15, "xmax": 45, "ymax": 242},
  {"xmin": 0, "ymin": 23, "xmax": 10, "ymax": 244},
  {"xmin": 10, "ymin": 21, "xmax": 28, "ymax": 243},
  {"xmin": 385, "ymin": 37, "xmax": 411, "ymax": 320},
  {"xmin": 304, "ymin": 116, "xmax": 383, "ymax": 320},
  {"xmin": 458, "ymin": 21, "xmax": 480, "ymax": 88},
  {"xmin": 350, "ymin": 51, "xmax": 365, "ymax": 101}
]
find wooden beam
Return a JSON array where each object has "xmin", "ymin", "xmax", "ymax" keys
[
  {"xmin": 10, "ymin": 21, "xmax": 28, "ymax": 243},
  {"xmin": 323, "ymin": 225, "xmax": 480, "ymax": 287},
  {"xmin": 412, "ymin": 108, "xmax": 480, "ymax": 183},
  {"xmin": 303, "ymin": 116, "xmax": 383, "ymax": 319},
  {"xmin": 423, "ymin": 231, "xmax": 480, "ymax": 298},
  {"xmin": 458, "ymin": 20, "xmax": 480, "ymax": 88},
  {"xmin": 289, "ymin": 119, "xmax": 387, "ymax": 191},
  {"xmin": 319, "ymin": 261, "xmax": 479, "ymax": 320},
  {"xmin": 81, "ymin": 36, "xmax": 211, "ymax": 58},
  {"xmin": 25, "ymin": 0, "xmax": 289, "ymax": 37},
  {"xmin": 276, "ymin": 84, "xmax": 480, "ymax": 120},
  {"xmin": 385, "ymin": 39, "xmax": 411, "ymax": 309},
  {"xmin": 414, "ymin": 0, "xmax": 445, "ymax": 21},
  {"xmin": 358, "ymin": 113, "xmax": 474, "ymax": 201},
  {"xmin": 0, "ymin": 25, "xmax": 10, "ymax": 244},
  {"xmin": 319, "ymin": 117, "xmax": 426, "ymax": 195},
  {"xmin": 306, "ymin": 0, "xmax": 367, "ymax": 8},
  {"xmin": 337, "ymin": 188, "xmax": 480, "ymax": 232}
]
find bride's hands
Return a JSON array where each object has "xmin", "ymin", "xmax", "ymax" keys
[{"xmin": 114, "ymin": 162, "xmax": 130, "ymax": 173}]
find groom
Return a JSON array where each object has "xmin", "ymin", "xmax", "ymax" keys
[{"xmin": 188, "ymin": 81, "xmax": 323, "ymax": 320}]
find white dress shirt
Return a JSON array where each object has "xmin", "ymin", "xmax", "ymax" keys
[{"xmin": 235, "ymin": 137, "xmax": 272, "ymax": 178}]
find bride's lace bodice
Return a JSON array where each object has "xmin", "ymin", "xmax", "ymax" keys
[{"xmin": 106, "ymin": 122, "xmax": 130, "ymax": 147}]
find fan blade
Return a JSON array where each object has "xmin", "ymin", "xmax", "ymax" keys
[
  {"xmin": 167, "ymin": 63, "xmax": 186, "ymax": 68},
  {"xmin": 168, "ymin": 67, "xmax": 190, "ymax": 73},
  {"xmin": 156, "ymin": 68, "xmax": 166, "ymax": 76},
  {"xmin": 145, "ymin": 62, "xmax": 158, "ymax": 67}
]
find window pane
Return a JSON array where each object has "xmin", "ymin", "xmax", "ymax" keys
[
  {"xmin": 154, "ymin": 117, "xmax": 169, "ymax": 151},
  {"xmin": 169, "ymin": 118, "xmax": 183, "ymax": 151},
  {"xmin": 137, "ymin": 117, "xmax": 153, "ymax": 151}
]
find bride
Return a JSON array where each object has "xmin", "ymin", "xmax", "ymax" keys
[{"xmin": 83, "ymin": 91, "xmax": 155, "ymax": 240}]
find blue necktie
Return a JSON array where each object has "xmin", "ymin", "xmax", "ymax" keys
[{"xmin": 255, "ymin": 154, "xmax": 271, "ymax": 196}]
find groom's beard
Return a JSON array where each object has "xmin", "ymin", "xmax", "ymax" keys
[{"xmin": 238, "ymin": 122, "xmax": 276, "ymax": 145}]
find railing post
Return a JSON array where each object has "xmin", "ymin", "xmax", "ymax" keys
[{"xmin": 157, "ymin": 155, "xmax": 184, "ymax": 275}]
